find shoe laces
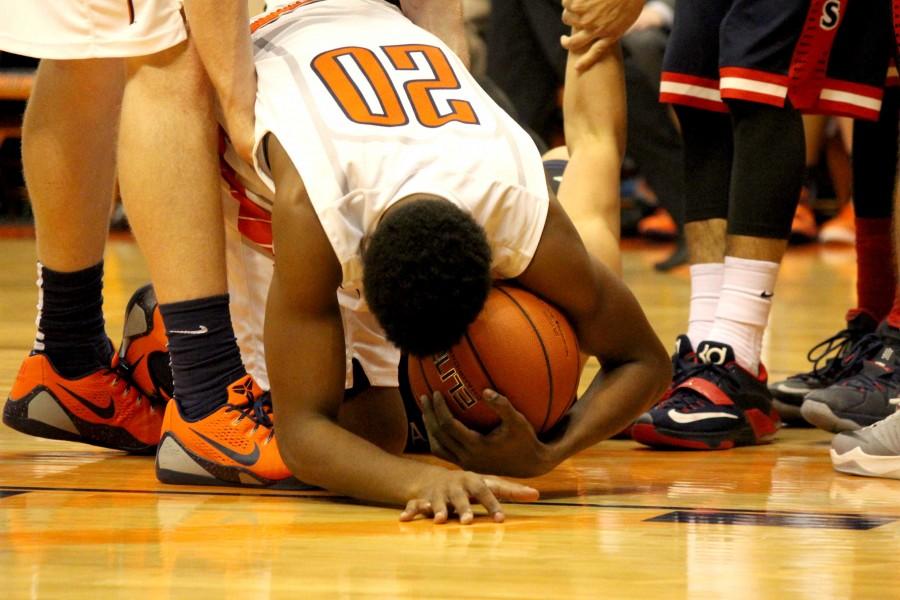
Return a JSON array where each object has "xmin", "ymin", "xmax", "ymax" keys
[
  {"xmin": 104, "ymin": 368, "xmax": 149, "ymax": 410},
  {"xmin": 116, "ymin": 358, "xmax": 166, "ymax": 408},
  {"xmin": 803, "ymin": 328, "xmax": 873, "ymax": 380},
  {"xmin": 828, "ymin": 333, "xmax": 884, "ymax": 380},
  {"xmin": 672, "ymin": 351, "xmax": 697, "ymax": 384},
  {"xmin": 227, "ymin": 390, "xmax": 274, "ymax": 435}
]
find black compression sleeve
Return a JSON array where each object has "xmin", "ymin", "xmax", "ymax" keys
[{"xmin": 725, "ymin": 100, "xmax": 804, "ymax": 239}]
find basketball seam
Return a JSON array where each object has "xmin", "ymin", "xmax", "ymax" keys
[
  {"xmin": 496, "ymin": 286, "xmax": 553, "ymax": 432},
  {"xmin": 463, "ymin": 332, "xmax": 499, "ymax": 393}
]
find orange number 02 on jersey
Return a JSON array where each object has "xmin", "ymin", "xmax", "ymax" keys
[{"xmin": 311, "ymin": 45, "xmax": 479, "ymax": 128}]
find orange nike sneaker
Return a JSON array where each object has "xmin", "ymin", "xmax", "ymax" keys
[
  {"xmin": 156, "ymin": 374, "xmax": 302, "ymax": 487},
  {"xmin": 118, "ymin": 284, "xmax": 173, "ymax": 406},
  {"xmin": 3, "ymin": 352, "xmax": 162, "ymax": 454}
]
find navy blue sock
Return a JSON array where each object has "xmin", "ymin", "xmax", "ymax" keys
[
  {"xmin": 35, "ymin": 261, "xmax": 113, "ymax": 379},
  {"xmin": 158, "ymin": 294, "xmax": 246, "ymax": 421}
]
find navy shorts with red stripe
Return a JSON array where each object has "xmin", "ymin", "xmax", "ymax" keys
[{"xmin": 661, "ymin": 0, "xmax": 894, "ymax": 120}]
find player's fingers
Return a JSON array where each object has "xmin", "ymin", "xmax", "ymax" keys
[
  {"xmin": 575, "ymin": 38, "xmax": 614, "ymax": 72},
  {"xmin": 449, "ymin": 489, "xmax": 474, "ymax": 525},
  {"xmin": 482, "ymin": 389, "xmax": 527, "ymax": 425},
  {"xmin": 484, "ymin": 476, "xmax": 540, "ymax": 502},
  {"xmin": 421, "ymin": 395, "xmax": 466, "ymax": 462},
  {"xmin": 431, "ymin": 496, "xmax": 449, "ymax": 524},
  {"xmin": 469, "ymin": 479, "xmax": 505, "ymax": 523},
  {"xmin": 399, "ymin": 499, "xmax": 432, "ymax": 521},
  {"xmin": 432, "ymin": 392, "xmax": 481, "ymax": 444},
  {"xmin": 561, "ymin": 28, "xmax": 596, "ymax": 51}
]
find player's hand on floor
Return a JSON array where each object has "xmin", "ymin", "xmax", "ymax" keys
[
  {"xmin": 422, "ymin": 391, "xmax": 557, "ymax": 479},
  {"xmin": 400, "ymin": 469, "xmax": 539, "ymax": 525}
]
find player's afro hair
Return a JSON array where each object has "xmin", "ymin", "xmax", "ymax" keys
[{"xmin": 363, "ymin": 197, "xmax": 492, "ymax": 357}]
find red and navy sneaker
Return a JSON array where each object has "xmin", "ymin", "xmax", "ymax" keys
[{"xmin": 632, "ymin": 341, "xmax": 781, "ymax": 450}]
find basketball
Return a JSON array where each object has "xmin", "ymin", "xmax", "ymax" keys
[{"xmin": 408, "ymin": 284, "xmax": 581, "ymax": 434}]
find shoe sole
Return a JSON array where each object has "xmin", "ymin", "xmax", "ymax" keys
[
  {"xmin": 3, "ymin": 387, "xmax": 156, "ymax": 455},
  {"xmin": 831, "ymin": 447, "xmax": 900, "ymax": 479},
  {"xmin": 800, "ymin": 400, "xmax": 866, "ymax": 433},
  {"xmin": 155, "ymin": 433, "xmax": 312, "ymax": 490},
  {"xmin": 630, "ymin": 423, "xmax": 772, "ymax": 450}
]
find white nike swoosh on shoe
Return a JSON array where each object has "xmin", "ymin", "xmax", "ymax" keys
[
  {"xmin": 667, "ymin": 409, "xmax": 740, "ymax": 424},
  {"xmin": 168, "ymin": 326, "xmax": 209, "ymax": 335}
]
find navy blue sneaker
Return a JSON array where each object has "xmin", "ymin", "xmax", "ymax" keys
[{"xmin": 632, "ymin": 341, "xmax": 781, "ymax": 450}]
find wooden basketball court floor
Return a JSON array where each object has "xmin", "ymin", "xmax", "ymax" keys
[{"xmin": 1, "ymin": 236, "xmax": 899, "ymax": 599}]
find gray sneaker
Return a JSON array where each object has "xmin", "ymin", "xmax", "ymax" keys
[
  {"xmin": 831, "ymin": 401, "xmax": 900, "ymax": 479},
  {"xmin": 769, "ymin": 312, "xmax": 878, "ymax": 421},
  {"xmin": 801, "ymin": 345, "xmax": 900, "ymax": 432}
]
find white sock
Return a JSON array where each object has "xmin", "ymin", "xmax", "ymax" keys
[
  {"xmin": 687, "ymin": 263, "xmax": 724, "ymax": 350},
  {"xmin": 706, "ymin": 256, "xmax": 780, "ymax": 374}
]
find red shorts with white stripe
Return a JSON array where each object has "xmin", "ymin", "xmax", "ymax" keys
[{"xmin": 660, "ymin": 0, "xmax": 895, "ymax": 121}]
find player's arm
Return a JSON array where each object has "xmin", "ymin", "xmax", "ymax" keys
[
  {"xmin": 182, "ymin": 0, "xmax": 256, "ymax": 162},
  {"xmin": 399, "ymin": 0, "xmax": 470, "ymax": 67},
  {"xmin": 264, "ymin": 136, "xmax": 537, "ymax": 522},
  {"xmin": 519, "ymin": 45, "xmax": 672, "ymax": 462}
]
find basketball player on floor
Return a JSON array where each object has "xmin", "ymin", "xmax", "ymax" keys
[
  {"xmin": 150, "ymin": 0, "xmax": 670, "ymax": 519},
  {"xmin": 629, "ymin": 0, "xmax": 896, "ymax": 449},
  {"xmin": 0, "ymin": 1, "xmax": 474, "ymax": 487}
]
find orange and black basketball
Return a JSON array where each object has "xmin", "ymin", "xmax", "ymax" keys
[{"xmin": 408, "ymin": 284, "xmax": 581, "ymax": 434}]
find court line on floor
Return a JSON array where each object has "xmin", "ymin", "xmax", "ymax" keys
[{"xmin": 2, "ymin": 484, "xmax": 898, "ymax": 521}]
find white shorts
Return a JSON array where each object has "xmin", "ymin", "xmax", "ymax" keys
[
  {"xmin": 222, "ymin": 191, "xmax": 401, "ymax": 391},
  {"xmin": 0, "ymin": 0, "xmax": 186, "ymax": 59}
]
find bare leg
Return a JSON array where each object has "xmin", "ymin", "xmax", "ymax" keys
[
  {"xmin": 726, "ymin": 235, "xmax": 787, "ymax": 263},
  {"xmin": 686, "ymin": 219, "xmax": 727, "ymax": 264},
  {"xmin": 24, "ymin": 59, "xmax": 124, "ymax": 270},
  {"xmin": 118, "ymin": 40, "xmax": 226, "ymax": 303},
  {"xmin": 558, "ymin": 46, "xmax": 626, "ymax": 275},
  {"xmin": 119, "ymin": 39, "xmax": 246, "ymax": 423}
]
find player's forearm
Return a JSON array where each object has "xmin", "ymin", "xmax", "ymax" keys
[
  {"xmin": 400, "ymin": 0, "xmax": 470, "ymax": 67},
  {"xmin": 281, "ymin": 415, "xmax": 447, "ymax": 505},
  {"xmin": 182, "ymin": 0, "xmax": 256, "ymax": 117},
  {"xmin": 547, "ymin": 357, "xmax": 670, "ymax": 462}
]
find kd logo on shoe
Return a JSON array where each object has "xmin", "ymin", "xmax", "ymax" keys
[{"xmin": 698, "ymin": 345, "xmax": 729, "ymax": 366}]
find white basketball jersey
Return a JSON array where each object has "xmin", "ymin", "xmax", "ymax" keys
[{"xmin": 246, "ymin": 0, "xmax": 550, "ymax": 290}]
